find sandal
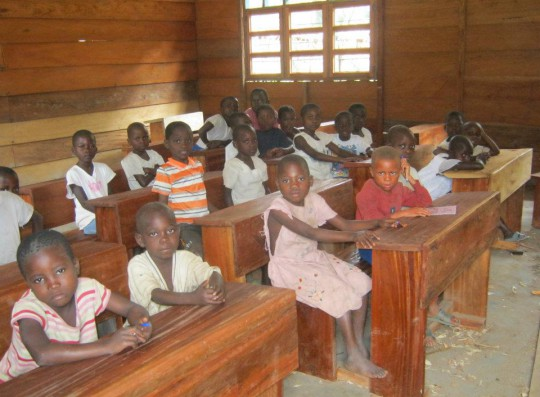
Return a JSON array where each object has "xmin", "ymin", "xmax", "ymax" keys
[{"xmin": 428, "ymin": 309, "xmax": 460, "ymax": 327}]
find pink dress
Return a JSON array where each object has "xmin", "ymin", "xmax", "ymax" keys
[{"xmin": 264, "ymin": 192, "xmax": 372, "ymax": 318}]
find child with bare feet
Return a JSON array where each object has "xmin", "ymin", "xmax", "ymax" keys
[{"xmin": 263, "ymin": 154, "xmax": 388, "ymax": 378}]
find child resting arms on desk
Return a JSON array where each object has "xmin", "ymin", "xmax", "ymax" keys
[
  {"xmin": 0, "ymin": 230, "xmax": 151, "ymax": 382},
  {"xmin": 128, "ymin": 202, "xmax": 225, "ymax": 316},
  {"xmin": 264, "ymin": 154, "xmax": 389, "ymax": 378}
]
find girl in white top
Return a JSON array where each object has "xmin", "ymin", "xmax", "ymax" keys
[
  {"xmin": 223, "ymin": 125, "xmax": 270, "ymax": 206},
  {"xmin": 196, "ymin": 96, "xmax": 239, "ymax": 149},
  {"xmin": 349, "ymin": 103, "xmax": 373, "ymax": 155},
  {"xmin": 293, "ymin": 104, "xmax": 364, "ymax": 180}
]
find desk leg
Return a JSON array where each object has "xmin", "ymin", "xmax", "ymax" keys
[
  {"xmin": 371, "ymin": 251, "xmax": 426, "ymax": 397},
  {"xmin": 534, "ymin": 178, "xmax": 540, "ymax": 228},
  {"xmin": 501, "ymin": 186, "xmax": 524, "ymax": 232},
  {"xmin": 201, "ymin": 226, "xmax": 245, "ymax": 282}
]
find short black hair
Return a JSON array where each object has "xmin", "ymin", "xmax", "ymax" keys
[
  {"xmin": 0, "ymin": 166, "xmax": 17, "ymax": 179},
  {"xmin": 445, "ymin": 111, "xmax": 464, "ymax": 123},
  {"xmin": 387, "ymin": 125, "xmax": 414, "ymax": 145},
  {"xmin": 250, "ymin": 88, "xmax": 270, "ymax": 103},
  {"xmin": 72, "ymin": 129, "xmax": 95, "ymax": 146},
  {"xmin": 165, "ymin": 121, "xmax": 192, "ymax": 140},
  {"xmin": 277, "ymin": 154, "xmax": 310, "ymax": 177},
  {"xmin": 255, "ymin": 104, "xmax": 275, "ymax": 117},
  {"xmin": 335, "ymin": 111, "xmax": 353, "ymax": 124},
  {"xmin": 371, "ymin": 146, "xmax": 401, "ymax": 165},
  {"xmin": 232, "ymin": 124, "xmax": 256, "ymax": 141},
  {"xmin": 17, "ymin": 230, "xmax": 75, "ymax": 278},
  {"xmin": 448, "ymin": 135, "xmax": 473, "ymax": 155},
  {"xmin": 229, "ymin": 112, "xmax": 251, "ymax": 126},
  {"xmin": 300, "ymin": 103, "xmax": 320, "ymax": 118},
  {"xmin": 462, "ymin": 121, "xmax": 483, "ymax": 135},
  {"xmin": 278, "ymin": 105, "xmax": 295, "ymax": 120},
  {"xmin": 220, "ymin": 96, "xmax": 238, "ymax": 108},
  {"xmin": 348, "ymin": 103, "xmax": 366, "ymax": 114},
  {"xmin": 127, "ymin": 122, "xmax": 147, "ymax": 138},
  {"xmin": 135, "ymin": 202, "xmax": 176, "ymax": 234}
]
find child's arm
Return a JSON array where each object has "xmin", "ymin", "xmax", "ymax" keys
[
  {"xmin": 449, "ymin": 159, "xmax": 485, "ymax": 171},
  {"xmin": 196, "ymin": 121, "xmax": 215, "ymax": 146},
  {"xmin": 294, "ymin": 136, "xmax": 349, "ymax": 164},
  {"xmin": 263, "ymin": 181, "xmax": 271, "ymax": 194},
  {"xmin": 134, "ymin": 170, "xmax": 156, "ymax": 188},
  {"xmin": 106, "ymin": 292, "xmax": 152, "ymax": 342},
  {"xmin": 224, "ymin": 187, "xmax": 234, "ymax": 207},
  {"xmin": 327, "ymin": 214, "xmax": 394, "ymax": 232},
  {"xmin": 150, "ymin": 271, "xmax": 225, "ymax": 306},
  {"xmin": 69, "ymin": 184, "xmax": 96, "ymax": 213},
  {"xmin": 479, "ymin": 130, "xmax": 500, "ymax": 156},
  {"xmin": 326, "ymin": 142, "xmax": 366, "ymax": 160},
  {"xmin": 30, "ymin": 210, "xmax": 43, "ymax": 233}
]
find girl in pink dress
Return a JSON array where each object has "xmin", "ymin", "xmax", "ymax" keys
[{"xmin": 263, "ymin": 154, "xmax": 388, "ymax": 378}]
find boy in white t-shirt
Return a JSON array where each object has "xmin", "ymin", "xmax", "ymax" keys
[
  {"xmin": 349, "ymin": 103, "xmax": 373, "ymax": 156},
  {"xmin": 196, "ymin": 96, "xmax": 239, "ymax": 149},
  {"xmin": 331, "ymin": 111, "xmax": 369, "ymax": 178}
]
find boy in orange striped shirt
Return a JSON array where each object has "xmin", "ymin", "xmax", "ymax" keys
[{"xmin": 153, "ymin": 122, "xmax": 209, "ymax": 257}]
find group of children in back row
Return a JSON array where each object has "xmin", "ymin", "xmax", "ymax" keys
[{"xmin": 0, "ymin": 91, "xmax": 528, "ymax": 382}]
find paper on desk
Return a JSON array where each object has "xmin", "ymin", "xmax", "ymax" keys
[{"xmin": 428, "ymin": 205, "xmax": 457, "ymax": 216}]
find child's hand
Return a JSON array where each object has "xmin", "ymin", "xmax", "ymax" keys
[
  {"xmin": 401, "ymin": 158, "xmax": 410, "ymax": 178},
  {"xmin": 353, "ymin": 231, "xmax": 379, "ymax": 248},
  {"xmin": 377, "ymin": 219, "xmax": 400, "ymax": 229},
  {"xmin": 477, "ymin": 152, "xmax": 490, "ymax": 163},
  {"xmin": 104, "ymin": 327, "xmax": 143, "ymax": 354},
  {"xmin": 207, "ymin": 272, "xmax": 226, "ymax": 303},
  {"xmin": 136, "ymin": 317, "xmax": 152, "ymax": 343},
  {"xmin": 399, "ymin": 207, "xmax": 431, "ymax": 217},
  {"xmin": 194, "ymin": 279, "xmax": 225, "ymax": 305},
  {"xmin": 143, "ymin": 167, "xmax": 156, "ymax": 177}
]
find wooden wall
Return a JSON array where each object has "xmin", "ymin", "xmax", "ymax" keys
[{"xmin": 0, "ymin": 0, "xmax": 199, "ymax": 185}]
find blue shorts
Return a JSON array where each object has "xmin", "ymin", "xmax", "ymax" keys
[
  {"xmin": 358, "ymin": 249, "xmax": 372, "ymax": 264},
  {"xmin": 83, "ymin": 219, "xmax": 97, "ymax": 235}
]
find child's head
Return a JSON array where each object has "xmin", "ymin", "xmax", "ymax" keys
[
  {"xmin": 71, "ymin": 130, "xmax": 97, "ymax": 164},
  {"xmin": 387, "ymin": 125, "xmax": 416, "ymax": 159},
  {"xmin": 448, "ymin": 135, "xmax": 474, "ymax": 161},
  {"xmin": 0, "ymin": 166, "xmax": 20, "ymax": 194},
  {"xmin": 127, "ymin": 122, "xmax": 150, "ymax": 153},
  {"xmin": 462, "ymin": 121, "xmax": 483, "ymax": 146},
  {"xmin": 232, "ymin": 124, "xmax": 258, "ymax": 157},
  {"xmin": 444, "ymin": 111, "xmax": 464, "ymax": 137},
  {"xmin": 135, "ymin": 202, "xmax": 180, "ymax": 263},
  {"xmin": 165, "ymin": 121, "xmax": 193, "ymax": 163},
  {"xmin": 220, "ymin": 96, "xmax": 240, "ymax": 121},
  {"xmin": 348, "ymin": 103, "xmax": 367, "ymax": 132},
  {"xmin": 334, "ymin": 111, "xmax": 354, "ymax": 141},
  {"xmin": 256, "ymin": 104, "xmax": 277, "ymax": 131},
  {"xmin": 17, "ymin": 230, "xmax": 79, "ymax": 310},
  {"xmin": 250, "ymin": 88, "xmax": 270, "ymax": 111},
  {"xmin": 370, "ymin": 147, "xmax": 401, "ymax": 192},
  {"xmin": 278, "ymin": 105, "xmax": 296, "ymax": 134},
  {"xmin": 300, "ymin": 103, "xmax": 322, "ymax": 133},
  {"xmin": 277, "ymin": 155, "xmax": 312, "ymax": 206},
  {"xmin": 228, "ymin": 112, "xmax": 252, "ymax": 129}
]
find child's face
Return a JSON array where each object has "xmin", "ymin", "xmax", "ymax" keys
[
  {"xmin": 351, "ymin": 109, "xmax": 366, "ymax": 131},
  {"xmin": 128, "ymin": 127, "xmax": 150, "ymax": 152},
  {"xmin": 302, "ymin": 108, "xmax": 321, "ymax": 133},
  {"xmin": 135, "ymin": 212, "xmax": 180, "ymax": 264},
  {"xmin": 251, "ymin": 92, "xmax": 268, "ymax": 111},
  {"xmin": 165, "ymin": 128, "xmax": 192, "ymax": 163},
  {"xmin": 0, "ymin": 174, "xmax": 20, "ymax": 194},
  {"xmin": 279, "ymin": 110, "xmax": 296, "ymax": 133},
  {"xmin": 234, "ymin": 130, "xmax": 258, "ymax": 157},
  {"xmin": 390, "ymin": 133, "xmax": 416, "ymax": 159},
  {"xmin": 463, "ymin": 125, "xmax": 482, "ymax": 146},
  {"xmin": 453, "ymin": 147, "xmax": 472, "ymax": 162},
  {"xmin": 278, "ymin": 162, "xmax": 312, "ymax": 206},
  {"xmin": 371, "ymin": 158, "xmax": 400, "ymax": 192},
  {"xmin": 24, "ymin": 246, "xmax": 79, "ymax": 311},
  {"xmin": 221, "ymin": 98, "xmax": 239, "ymax": 119},
  {"xmin": 257, "ymin": 108, "xmax": 276, "ymax": 131},
  {"xmin": 72, "ymin": 135, "xmax": 97, "ymax": 164},
  {"xmin": 335, "ymin": 116, "xmax": 352, "ymax": 141},
  {"xmin": 445, "ymin": 117, "xmax": 463, "ymax": 137}
]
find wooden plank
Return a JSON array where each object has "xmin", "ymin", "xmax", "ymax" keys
[
  {"xmin": 196, "ymin": 1, "xmax": 237, "ymax": 20},
  {"xmin": 2, "ymin": 41, "xmax": 197, "ymax": 69},
  {"xmin": 196, "ymin": 16, "xmax": 240, "ymax": 39},
  {"xmin": 0, "ymin": 96, "xmax": 9, "ymax": 123},
  {"xmin": 0, "ymin": 19, "xmax": 196, "ymax": 43},
  {"xmin": 466, "ymin": 24, "xmax": 540, "ymax": 51},
  {"xmin": 0, "ymin": 146, "xmax": 15, "ymax": 167},
  {"xmin": 198, "ymin": 78, "xmax": 243, "ymax": 98},
  {"xmin": 197, "ymin": 39, "xmax": 241, "ymax": 58},
  {"xmin": 0, "ymin": 62, "xmax": 198, "ymax": 96},
  {"xmin": 532, "ymin": 173, "xmax": 540, "ymax": 229},
  {"xmin": 0, "ymin": 100, "xmax": 199, "ymax": 146},
  {"xmin": 385, "ymin": 27, "xmax": 459, "ymax": 53},
  {"xmin": 466, "ymin": 50, "xmax": 540, "ymax": 78},
  {"xmin": 466, "ymin": 0, "xmax": 540, "ymax": 25},
  {"xmin": 385, "ymin": 1, "xmax": 459, "ymax": 29},
  {"xmin": 198, "ymin": 58, "xmax": 242, "ymax": 78}
]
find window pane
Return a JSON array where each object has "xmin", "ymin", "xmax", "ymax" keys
[
  {"xmin": 334, "ymin": 6, "xmax": 370, "ymax": 26},
  {"xmin": 250, "ymin": 13, "xmax": 280, "ymax": 32},
  {"xmin": 265, "ymin": 0, "xmax": 283, "ymax": 5},
  {"xmin": 291, "ymin": 55, "xmax": 323, "ymax": 73},
  {"xmin": 334, "ymin": 30, "xmax": 370, "ymax": 49},
  {"xmin": 291, "ymin": 32, "xmax": 323, "ymax": 51},
  {"xmin": 290, "ymin": 10, "xmax": 322, "ymax": 29},
  {"xmin": 286, "ymin": 0, "xmax": 324, "ymax": 4},
  {"xmin": 334, "ymin": 54, "xmax": 370, "ymax": 73},
  {"xmin": 251, "ymin": 35, "xmax": 281, "ymax": 53},
  {"xmin": 245, "ymin": 0, "xmax": 263, "ymax": 9},
  {"xmin": 252, "ymin": 57, "xmax": 282, "ymax": 74}
]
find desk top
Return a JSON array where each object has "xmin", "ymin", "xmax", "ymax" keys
[{"xmin": 0, "ymin": 283, "xmax": 297, "ymax": 396}]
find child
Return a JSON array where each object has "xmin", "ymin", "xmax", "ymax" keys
[
  {"xmin": 0, "ymin": 167, "xmax": 43, "ymax": 266},
  {"xmin": 386, "ymin": 125, "xmax": 421, "ymax": 190},
  {"xmin": 197, "ymin": 96, "xmax": 239, "ymax": 149},
  {"xmin": 223, "ymin": 125, "xmax": 270, "ymax": 206},
  {"xmin": 294, "ymin": 103, "xmax": 363, "ymax": 180},
  {"xmin": 121, "ymin": 122, "xmax": 165, "ymax": 190},
  {"xmin": 278, "ymin": 105, "xmax": 300, "ymax": 140},
  {"xmin": 128, "ymin": 202, "xmax": 225, "ymax": 316},
  {"xmin": 462, "ymin": 121, "xmax": 500, "ymax": 157},
  {"xmin": 256, "ymin": 104, "xmax": 294, "ymax": 159},
  {"xmin": 331, "ymin": 111, "xmax": 369, "ymax": 178},
  {"xmin": 348, "ymin": 103, "xmax": 373, "ymax": 155},
  {"xmin": 436, "ymin": 110, "xmax": 464, "ymax": 152},
  {"xmin": 0, "ymin": 230, "xmax": 151, "ymax": 382},
  {"xmin": 152, "ymin": 121, "xmax": 209, "ymax": 257},
  {"xmin": 66, "ymin": 130, "xmax": 116, "ymax": 235},
  {"xmin": 264, "ymin": 154, "xmax": 388, "ymax": 378},
  {"xmin": 245, "ymin": 88, "xmax": 279, "ymax": 131},
  {"xmin": 224, "ymin": 112, "xmax": 257, "ymax": 161}
]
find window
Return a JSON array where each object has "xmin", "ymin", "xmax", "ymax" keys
[{"xmin": 243, "ymin": 0, "xmax": 375, "ymax": 81}]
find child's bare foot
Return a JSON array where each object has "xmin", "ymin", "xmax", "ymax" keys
[{"xmin": 345, "ymin": 349, "xmax": 387, "ymax": 378}]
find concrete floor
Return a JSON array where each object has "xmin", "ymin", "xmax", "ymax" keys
[{"xmin": 284, "ymin": 189, "xmax": 540, "ymax": 397}]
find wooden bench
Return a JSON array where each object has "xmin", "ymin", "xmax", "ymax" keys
[
  {"xmin": 0, "ymin": 283, "xmax": 298, "ymax": 397},
  {"xmin": 0, "ymin": 240, "xmax": 129, "ymax": 354},
  {"xmin": 410, "ymin": 123, "xmax": 447, "ymax": 145},
  {"xmin": 532, "ymin": 172, "xmax": 540, "ymax": 228}
]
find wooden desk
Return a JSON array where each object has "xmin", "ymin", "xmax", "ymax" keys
[
  {"xmin": 370, "ymin": 191, "xmax": 499, "ymax": 397},
  {"xmin": 532, "ymin": 172, "xmax": 540, "ymax": 228},
  {"xmin": 410, "ymin": 123, "xmax": 447, "ymax": 145},
  {"xmin": 343, "ymin": 160, "xmax": 372, "ymax": 198},
  {"xmin": 265, "ymin": 157, "xmax": 281, "ymax": 192},
  {"xmin": 0, "ymin": 283, "xmax": 298, "ymax": 397},
  {"xmin": 444, "ymin": 148, "xmax": 532, "ymax": 231}
]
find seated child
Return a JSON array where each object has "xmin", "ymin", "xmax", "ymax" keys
[
  {"xmin": 278, "ymin": 105, "xmax": 301, "ymax": 140},
  {"xmin": 436, "ymin": 110, "xmax": 464, "ymax": 152},
  {"xmin": 462, "ymin": 121, "xmax": 500, "ymax": 157},
  {"xmin": 245, "ymin": 88, "xmax": 279, "ymax": 131},
  {"xmin": 386, "ymin": 125, "xmax": 421, "ymax": 190},
  {"xmin": 264, "ymin": 154, "xmax": 388, "ymax": 378},
  {"xmin": 121, "ymin": 122, "xmax": 165, "ymax": 190},
  {"xmin": 153, "ymin": 122, "xmax": 209, "ymax": 258},
  {"xmin": 128, "ymin": 202, "xmax": 225, "ymax": 316},
  {"xmin": 331, "ymin": 111, "xmax": 369, "ymax": 178},
  {"xmin": 66, "ymin": 129, "xmax": 116, "ymax": 235},
  {"xmin": 256, "ymin": 104, "xmax": 294, "ymax": 159},
  {"xmin": 0, "ymin": 167, "xmax": 43, "ymax": 266},
  {"xmin": 223, "ymin": 125, "xmax": 270, "ymax": 206},
  {"xmin": 348, "ymin": 103, "xmax": 373, "ymax": 156},
  {"xmin": 0, "ymin": 230, "xmax": 151, "ymax": 382},
  {"xmin": 294, "ymin": 103, "xmax": 364, "ymax": 180},
  {"xmin": 197, "ymin": 96, "xmax": 239, "ymax": 149},
  {"xmin": 224, "ymin": 112, "xmax": 258, "ymax": 160}
]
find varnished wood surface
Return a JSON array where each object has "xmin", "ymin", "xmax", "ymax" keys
[
  {"xmin": 410, "ymin": 123, "xmax": 447, "ymax": 145},
  {"xmin": 0, "ymin": 283, "xmax": 298, "ymax": 397},
  {"xmin": 532, "ymin": 172, "xmax": 540, "ymax": 228}
]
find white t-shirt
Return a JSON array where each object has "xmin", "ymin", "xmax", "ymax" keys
[
  {"xmin": 330, "ymin": 134, "xmax": 368, "ymax": 177},
  {"xmin": 223, "ymin": 157, "xmax": 268, "ymax": 205},
  {"xmin": 294, "ymin": 131, "xmax": 333, "ymax": 180},
  {"xmin": 197, "ymin": 114, "xmax": 232, "ymax": 149},
  {"xmin": 66, "ymin": 163, "xmax": 116, "ymax": 229},
  {"xmin": 121, "ymin": 150, "xmax": 165, "ymax": 190},
  {"xmin": 0, "ymin": 191, "xmax": 34, "ymax": 265},
  {"xmin": 356, "ymin": 127, "xmax": 373, "ymax": 150},
  {"xmin": 225, "ymin": 142, "xmax": 260, "ymax": 161},
  {"xmin": 473, "ymin": 145, "xmax": 490, "ymax": 156},
  {"xmin": 418, "ymin": 153, "xmax": 461, "ymax": 200}
]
